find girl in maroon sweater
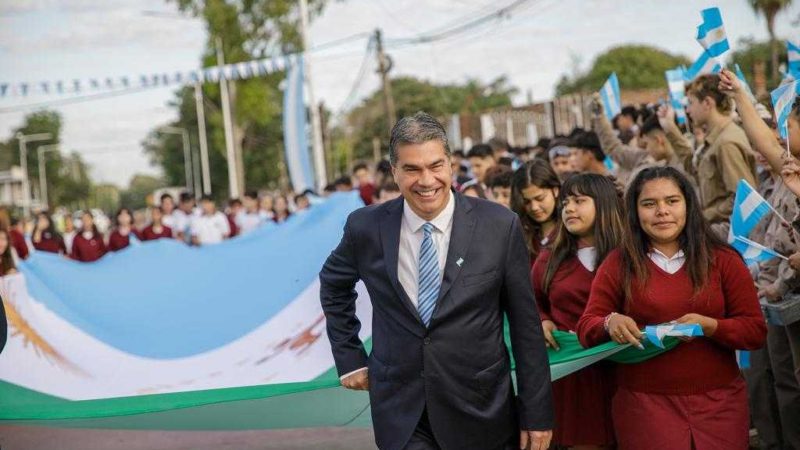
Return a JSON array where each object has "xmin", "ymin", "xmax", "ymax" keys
[
  {"xmin": 531, "ymin": 173, "xmax": 623, "ymax": 449},
  {"xmin": 511, "ymin": 159, "xmax": 562, "ymax": 265},
  {"xmin": 576, "ymin": 167, "xmax": 766, "ymax": 450},
  {"xmin": 0, "ymin": 229, "xmax": 18, "ymax": 276},
  {"xmin": 31, "ymin": 212, "xmax": 66, "ymax": 255},
  {"xmin": 70, "ymin": 212, "xmax": 106, "ymax": 262},
  {"xmin": 140, "ymin": 206, "xmax": 173, "ymax": 241},
  {"xmin": 107, "ymin": 208, "xmax": 140, "ymax": 252}
]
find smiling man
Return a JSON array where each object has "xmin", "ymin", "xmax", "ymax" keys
[{"xmin": 320, "ymin": 112, "xmax": 553, "ymax": 450}]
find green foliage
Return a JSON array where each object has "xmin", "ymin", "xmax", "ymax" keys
[
  {"xmin": 119, "ymin": 174, "xmax": 166, "ymax": 210},
  {"xmin": 143, "ymin": 0, "xmax": 327, "ymax": 199},
  {"xmin": 556, "ymin": 45, "xmax": 691, "ymax": 96},
  {"xmin": 731, "ymin": 37, "xmax": 788, "ymax": 93},
  {"xmin": 338, "ymin": 76, "xmax": 516, "ymax": 167}
]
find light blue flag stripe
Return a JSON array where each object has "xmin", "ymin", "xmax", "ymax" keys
[
  {"xmin": 788, "ymin": 40, "xmax": 800, "ymax": 76},
  {"xmin": 600, "ymin": 73, "xmax": 621, "ymax": 121},
  {"xmin": 684, "ymin": 51, "xmax": 722, "ymax": 81},
  {"xmin": 644, "ymin": 324, "xmax": 703, "ymax": 349},
  {"xmin": 734, "ymin": 64, "xmax": 756, "ymax": 103},
  {"xmin": 732, "ymin": 235, "xmax": 784, "ymax": 266},
  {"xmin": 696, "ymin": 7, "xmax": 730, "ymax": 58},
  {"xmin": 771, "ymin": 80, "xmax": 799, "ymax": 140},
  {"xmin": 730, "ymin": 179, "xmax": 771, "ymax": 239},
  {"xmin": 665, "ymin": 68, "xmax": 687, "ymax": 125}
]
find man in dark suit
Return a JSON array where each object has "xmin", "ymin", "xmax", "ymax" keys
[{"xmin": 320, "ymin": 112, "xmax": 553, "ymax": 450}]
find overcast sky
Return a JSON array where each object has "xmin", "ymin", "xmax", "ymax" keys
[{"xmin": 1, "ymin": 0, "xmax": 798, "ymax": 187}]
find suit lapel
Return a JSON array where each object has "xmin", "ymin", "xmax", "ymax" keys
[
  {"xmin": 435, "ymin": 192, "xmax": 476, "ymax": 305},
  {"xmin": 380, "ymin": 198, "xmax": 424, "ymax": 326}
]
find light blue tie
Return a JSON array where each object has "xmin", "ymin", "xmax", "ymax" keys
[{"xmin": 417, "ymin": 222, "xmax": 440, "ymax": 327}]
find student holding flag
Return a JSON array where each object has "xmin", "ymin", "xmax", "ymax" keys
[
  {"xmin": 577, "ymin": 167, "xmax": 766, "ymax": 450},
  {"xmin": 680, "ymin": 74, "xmax": 758, "ymax": 240},
  {"xmin": 531, "ymin": 173, "xmax": 623, "ymax": 449}
]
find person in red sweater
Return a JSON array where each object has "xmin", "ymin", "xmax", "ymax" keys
[
  {"xmin": 0, "ymin": 229, "xmax": 18, "ymax": 276},
  {"xmin": 8, "ymin": 217, "xmax": 29, "ymax": 260},
  {"xmin": 140, "ymin": 206, "xmax": 173, "ymax": 241},
  {"xmin": 70, "ymin": 211, "xmax": 106, "ymax": 262},
  {"xmin": 511, "ymin": 159, "xmax": 562, "ymax": 265},
  {"xmin": 532, "ymin": 173, "xmax": 623, "ymax": 449},
  {"xmin": 107, "ymin": 208, "xmax": 140, "ymax": 252},
  {"xmin": 576, "ymin": 167, "xmax": 767, "ymax": 450},
  {"xmin": 31, "ymin": 212, "xmax": 66, "ymax": 255}
]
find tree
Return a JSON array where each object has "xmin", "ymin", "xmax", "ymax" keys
[
  {"xmin": 119, "ymin": 174, "xmax": 167, "ymax": 210},
  {"xmin": 555, "ymin": 45, "xmax": 691, "ymax": 96},
  {"xmin": 145, "ymin": 0, "xmax": 327, "ymax": 199},
  {"xmin": 748, "ymin": 0, "xmax": 793, "ymax": 81},
  {"xmin": 731, "ymin": 37, "xmax": 788, "ymax": 94},
  {"xmin": 336, "ymin": 76, "xmax": 517, "ymax": 169}
]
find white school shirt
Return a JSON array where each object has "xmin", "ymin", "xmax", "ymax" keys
[
  {"xmin": 648, "ymin": 248, "xmax": 686, "ymax": 274},
  {"xmin": 190, "ymin": 212, "xmax": 230, "ymax": 245}
]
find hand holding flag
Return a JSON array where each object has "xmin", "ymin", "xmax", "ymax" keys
[{"xmin": 771, "ymin": 79, "xmax": 799, "ymax": 156}]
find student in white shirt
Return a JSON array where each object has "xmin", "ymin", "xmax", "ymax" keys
[
  {"xmin": 236, "ymin": 191, "xmax": 268, "ymax": 235},
  {"xmin": 191, "ymin": 195, "xmax": 230, "ymax": 246}
]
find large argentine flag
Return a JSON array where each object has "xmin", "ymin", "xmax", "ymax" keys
[
  {"xmin": 788, "ymin": 40, "xmax": 800, "ymax": 78},
  {"xmin": 771, "ymin": 79, "xmax": 799, "ymax": 140},
  {"xmin": 600, "ymin": 73, "xmax": 621, "ymax": 121},
  {"xmin": 282, "ymin": 54, "xmax": 315, "ymax": 193},
  {"xmin": 696, "ymin": 7, "xmax": 730, "ymax": 58},
  {"xmin": 730, "ymin": 179, "xmax": 771, "ymax": 241},
  {"xmin": 684, "ymin": 51, "xmax": 722, "ymax": 81}
]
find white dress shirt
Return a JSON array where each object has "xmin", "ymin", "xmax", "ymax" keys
[
  {"xmin": 648, "ymin": 248, "xmax": 686, "ymax": 274},
  {"xmin": 190, "ymin": 212, "xmax": 230, "ymax": 245},
  {"xmin": 340, "ymin": 191, "xmax": 456, "ymax": 381},
  {"xmin": 397, "ymin": 191, "xmax": 455, "ymax": 308},
  {"xmin": 576, "ymin": 247, "xmax": 597, "ymax": 272}
]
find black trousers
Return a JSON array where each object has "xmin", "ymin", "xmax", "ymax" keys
[{"xmin": 402, "ymin": 409, "xmax": 518, "ymax": 450}]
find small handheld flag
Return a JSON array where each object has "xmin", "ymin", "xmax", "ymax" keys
[
  {"xmin": 665, "ymin": 68, "xmax": 688, "ymax": 125},
  {"xmin": 730, "ymin": 179, "xmax": 771, "ymax": 240},
  {"xmin": 684, "ymin": 51, "xmax": 722, "ymax": 81},
  {"xmin": 599, "ymin": 73, "xmax": 621, "ymax": 121},
  {"xmin": 732, "ymin": 235, "xmax": 787, "ymax": 266},
  {"xmin": 771, "ymin": 80, "xmax": 799, "ymax": 151},
  {"xmin": 645, "ymin": 323, "xmax": 703, "ymax": 349},
  {"xmin": 734, "ymin": 64, "xmax": 756, "ymax": 104},
  {"xmin": 696, "ymin": 7, "xmax": 730, "ymax": 58},
  {"xmin": 788, "ymin": 40, "xmax": 800, "ymax": 78}
]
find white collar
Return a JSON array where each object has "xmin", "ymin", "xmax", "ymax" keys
[
  {"xmin": 649, "ymin": 248, "xmax": 685, "ymax": 261},
  {"xmin": 403, "ymin": 190, "xmax": 455, "ymax": 233}
]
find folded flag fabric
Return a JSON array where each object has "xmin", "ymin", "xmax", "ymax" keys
[
  {"xmin": 788, "ymin": 40, "xmax": 800, "ymax": 78},
  {"xmin": 665, "ymin": 68, "xmax": 688, "ymax": 125},
  {"xmin": 736, "ymin": 350, "xmax": 751, "ymax": 369},
  {"xmin": 684, "ymin": 51, "xmax": 722, "ymax": 81},
  {"xmin": 644, "ymin": 323, "xmax": 703, "ymax": 349},
  {"xmin": 600, "ymin": 72, "xmax": 621, "ymax": 121},
  {"xmin": 730, "ymin": 179, "xmax": 771, "ymax": 240},
  {"xmin": 772, "ymin": 79, "xmax": 799, "ymax": 140},
  {"xmin": 732, "ymin": 235, "xmax": 786, "ymax": 266},
  {"xmin": 696, "ymin": 7, "xmax": 730, "ymax": 58}
]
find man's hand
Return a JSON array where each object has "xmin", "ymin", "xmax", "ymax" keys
[
  {"xmin": 758, "ymin": 283, "xmax": 782, "ymax": 302},
  {"xmin": 520, "ymin": 429, "xmax": 552, "ymax": 450},
  {"xmin": 718, "ymin": 69, "xmax": 744, "ymax": 97},
  {"xmin": 789, "ymin": 252, "xmax": 800, "ymax": 272},
  {"xmin": 541, "ymin": 320, "xmax": 560, "ymax": 351},
  {"xmin": 675, "ymin": 313, "xmax": 718, "ymax": 337},
  {"xmin": 340, "ymin": 369, "xmax": 369, "ymax": 391},
  {"xmin": 656, "ymin": 104, "xmax": 679, "ymax": 133},
  {"xmin": 781, "ymin": 155, "xmax": 800, "ymax": 198}
]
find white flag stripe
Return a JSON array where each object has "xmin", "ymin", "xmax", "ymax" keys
[{"xmin": 740, "ymin": 190, "xmax": 765, "ymax": 221}]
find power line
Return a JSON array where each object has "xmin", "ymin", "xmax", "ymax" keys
[{"xmin": 336, "ymin": 38, "xmax": 377, "ymax": 116}]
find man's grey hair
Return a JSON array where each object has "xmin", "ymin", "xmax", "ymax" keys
[{"xmin": 389, "ymin": 111, "xmax": 451, "ymax": 166}]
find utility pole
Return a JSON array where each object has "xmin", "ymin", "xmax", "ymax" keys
[
  {"xmin": 16, "ymin": 132, "xmax": 52, "ymax": 216},
  {"xmin": 216, "ymin": 37, "xmax": 240, "ymax": 199},
  {"xmin": 194, "ymin": 82, "xmax": 212, "ymax": 195},
  {"xmin": 37, "ymin": 144, "xmax": 59, "ymax": 210},
  {"xmin": 299, "ymin": 0, "xmax": 328, "ymax": 191},
  {"xmin": 374, "ymin": 29, "xmax": 397, "ymax": 137}
]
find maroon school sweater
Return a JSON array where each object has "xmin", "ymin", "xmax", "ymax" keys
[
  {"xmin": 108, "ymin": 229, "xmax": 140, "ymax": 252},
  {"xmin": 140, "ymin": 224, "xmax": 173, "ymax": 241},
  {"xmin": 576, "ymin": 247, "xmax": 766, "ymax": 395},
  {"xmin": 70, "ymin": 233, "xmax": 107, "ymax": 262},
  {"xmin": 531, "ymin": 250, "xmax": 594, "ymax": 331},
  {"xmin": 32, "ymin": 232, "xmax": 66, "ymax": 254}
]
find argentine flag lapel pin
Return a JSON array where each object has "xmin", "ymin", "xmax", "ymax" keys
[{"xmin": 456, "ymin": 257, "xmax": 464, "ymax": 267}]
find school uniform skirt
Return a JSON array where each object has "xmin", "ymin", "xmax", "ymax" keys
[{"xmin": 612, "ymin": 377, "xmax": 749, "ymax": 450}]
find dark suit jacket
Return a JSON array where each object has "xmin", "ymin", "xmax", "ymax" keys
[{"xmin": 320, "ymin": 192, "xmax": 553, "ymax": 450}]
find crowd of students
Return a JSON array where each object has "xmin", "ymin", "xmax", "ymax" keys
[{"xmin": 438, "ymin": 71, "xmax": 797, "ymax": 449}]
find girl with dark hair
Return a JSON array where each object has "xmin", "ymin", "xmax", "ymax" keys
[
  {"xmin": 31, "ymin": 212, "xmax": 66, "ymax": 254},
  {"xmin": 531, "ymin": 173, "xmax": 623, "ymax": 449},
  {"xmin": 0, "ymin": 229, "xmax": 17, "ymax": 276},
  {"xmin": 108, "ymin": 208, "xmax": 140, "ymax": 252},
  {"xmin": 511, "ymin": 159, "xmax": 561, "ymax": 262},
  {"xmin": 141, "ymin": 206, "xmax": 173, "ymax": 241},
  {"xmin": 272, "ymin": 195, "xmax": 292, "ymax": 224},
  {"xmin": 576, "ymin": 167, "xmax": 766, "ymax": 450},
  {"xmin": 70, "ymin": 211, "xmax": 106, "ymax": 262}
]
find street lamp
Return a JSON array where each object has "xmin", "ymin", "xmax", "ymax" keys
[
  {"xmin": 156, "ymin": 126, "xmax": 194, "ymax": 196},
  {"xmin": 36, "ymin": 144, "xmax": 59, "ymax": 210},
  {"xmin": 15, "ymin": 132, "xmax": 53, "ymax": 217}
]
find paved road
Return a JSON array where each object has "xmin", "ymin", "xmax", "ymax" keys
[{"xmin": 0, "ymin": 426, "xmax": 376, "ymax": 450}]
